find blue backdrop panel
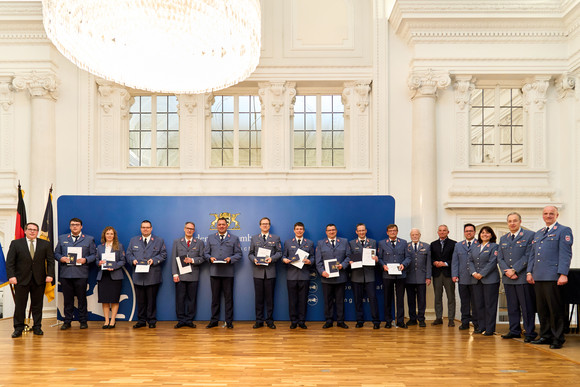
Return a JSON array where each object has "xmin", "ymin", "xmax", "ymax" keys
[{"xmin": 56, "ymin": 195, "xmax": 395, "ymax": 322}]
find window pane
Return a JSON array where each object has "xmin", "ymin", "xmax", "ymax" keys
[
  {"xmin": 157, "ymin": 96, "xmax": 167, "ymax": 112},
  {"xmin": 483, "ymin": 126, "xmax": 494, "ymax": 144},
  {"xmin": 511, "ymin": 90, "xmax": 523, "ymax": 107},
  {"xmin": 321, "ymin": 149, "xmax": 333, "ymax": 166},
  {"xmin": 211, "ymin": 132, "xmax": 223, "ymax": 148},
  {"xmin": 333, "ymin": 131, "xmax": 344, "ymax": 148},
  {"xmin": 168, "ymin": 132, "xmax": 179, "ymax": 148},
  {"xmin": 512, "ymin": 145, "xmax": 524, "ymax": 163},
  {"xmin": 157, "ymin": 132, "xmax": 167, "ymax": 148},
  {"xmin": 513, "ymin": 126, "xmax": 523, "ymax": 144},
  {"xmin": 130, "ymin": 97, "xmax": 141, "ymax": 113},
  {"xmin": 305, "ymin": 131, "xmax": 316, "ymax": 148},
  {"xmin": 470, "ymin": 89, "xmax": 483, "ymax": 107},
  {"xmin": 482, "ymin": 145, "xmax": 494, "ymax": 163},
  {"xmin": 471, "ymin": 126, "xmax": 483, "ymax": 144},
  {"xmin": 498, "ymin": 88, "xmax": 512, "ymax": 107},
  {"xmin": 129, "ymin": 132, "xmax": 140, "ymax": 148},
  {"xmin": 211, "ymin": 113, "xmax": 223, "ymax": 130},
  {"xmin": 168, "ymin": 149, "xmax": 179, "ymax": 166},
  {"xmin": 252, "ymin": 131, "xmax": 261, "ymax": 149},
  {"xmin": 500, "ymin": 126, "xmax": 511, "ymax": 144},
  {"xmin": 321, "ymin": 95, "xmax": 332, "ymax": 112},
  {"xmin": 223, "ymin": 113, "xmax": 234, "ymax": 130},
  {"xmin": 239, "ymin": 149, "xmax": 249, "ymax": 166},
  {"xmin": 129, "ymin": 115, "xmax": 140, "ymax": 130},
  {"xmin": 156, "ymin": 149, "xmax": 167, "ymax": 167},
  {"xmin": 212, "ymin": 96, "xmax": 223, "ymax": 113},
  {"xmin": 470, "ymin": 145, "xmax": 482, "ymax": 164},
  {"xmin": 499, "ymin": 145, "xmax": 512, "ymax": 164},
  {"xmin": 222, "ymin": 96, "xmax": 234, "ymax": 112},
  {"xmin": 168, "ymin": 96, "xmax": 178, "ymax": 112},
  {"xmin": 293, "ymin": 149, "xmax": 305, "ymax": 167},
  {"xmin": 239, "ymin": 113, "xmax": 250, "ymax": 131},
  {"xmin": 168, "ymin": 114, "xmax": 179, "ymax": 130},
  {"xmin": 321, "ymin": 113, "xmax": 332, "ymax": 130},
  {"xmin": 305, "ymin": 96, "xmax": 316, "ymax": 112},
  {"xmin": 223, "ymin": 131, "xmax": 234, "ymax": 148},
  {"xmin": 141, "ymin": 150, "xmax": 151, "ymax": 166},
  {"xmin": 305, "ymin": 113, "xmax": 316, "ymax": 130},
  {"xmin": 239, "ymin": 96, "xmax": 250, "ymax": 112},
  {"xmin": 140, "ymin": 96, "xmax": 152, "ymax": 112},
  {"xmin": 157, "ymin": 113, "xmax": 168, "ymax": 130},
  {"xmin": 333, "ymin": 115, "xmax": 344, "ymax": 130},
  {"xmin": 141, "ymin": 132, "xmax": 151, "ymax": 148},
  {"xmin": 211, "ymin": 149, "xmax": 223, "ymax": 167},
  {"xmin": 294, "ymin": 115, "xmax": 305, "ymax": 130},
  {"xmin": 512, "ymin": 107, "xmax": 523, "ymax": 126},
  {"xmin": 333, "ymin": 95, "xmax": 344, "ymax": 112},
  {"xmin": 251, "ymin": 149, "xmax": 261, "ymax": 166},
  {"xmin": 129, "ymin": 149, "xmax": 140, "ymax": 166},
  {"xmin": 239, "ymin": 131, "xmax": 249, "ymax": 148},
  {"xmin": 251, "ymin": 113, "xmax": 261, "ymax": 130},
  {"xmin": 483, "ymin": 89, "xmax": 495, "ymax": 107},
  {"xmin": 470, "ymin": 107, "xmax": 483, "ymax": 126},
  {"xmin": 305, "ymin": 149, "xmax": 316, "ymax": 166},
  {"xmin": 294, "ymin": 132, "xmax": 304, "ymax": 148},
  {"xmin": 499, "ymin": 108, "xmax": 512, "ymax": 126},
  {"xmin": 333, "ymin": 149, "xmax": 344, "ymax": 166},
  {"xmin": 294, "ymin": 96, "xmax": 304, "ymax": 113},
  {"xmin": 321, "ymin": 132, "xmax": 332, "ymax": 148},
  {"xmin": 222, "ymin": 149, "xmax": 234, "ymax": 166},
  {"xmin": 141, "ymin": 114, "xmax": 151, "ymax": 130}
]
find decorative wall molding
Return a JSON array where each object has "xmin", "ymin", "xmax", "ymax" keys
[
  {"xmin": 408, "ymin": 69, "xmax": 451, "ymax": 99},
  {"xmin": 555, "ymin": 73, "xmax": 576, "ymax": 99},
  {"xmin": 12, "ymin": 71, "xmax": 58, "ymax": 100},
  {"xmin": 453, "ymin": 75, "xmax": 475, "ymax": 111},
  {"xmin": 342, "ymin": 80, "xmax": 371, "ymax": 115},
  {"xmin": 0, "ymin": 79, "xmax": 14, "ymax": 111},
  {"xmin": 522, "ymin": 76, "xmax": 550, "ymax": 111}
]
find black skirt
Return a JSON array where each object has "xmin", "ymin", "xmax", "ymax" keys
[{"xmin": 98, "ymin": 270, "xmax": 122, "ymax": 303}]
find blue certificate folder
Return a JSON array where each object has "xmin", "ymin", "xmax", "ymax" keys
[{"xmin": 57, "ymin": 195, "xmax": 395, "ymax": 321}]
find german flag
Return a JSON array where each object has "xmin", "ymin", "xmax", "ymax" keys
[
  {"xmin": 39, "ymin": 187, "xmax": 56, "ymax": 303},
  {"xmin": 14, "ymin": 182, "xmax": 27, "ymax": 239}
]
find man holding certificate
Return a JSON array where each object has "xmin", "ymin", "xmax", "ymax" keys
[
  {"xmin": 348, "ymin": 223, "xmax": 380, "ymax": 329},
  {"xmin": 378, "ymin": 224, "xmax": 410, "ymax": 329},
  {"xmin": 171, "ymin": 221, "xmax": 205, "ymax": 329},
  {"xmin": 404, "ymin": 228, "xmax": 432, "ymax": 327},
  {"xmin": 126, "ymin": 220, "xmax": 167, "ymax": 329},
  {"xmin": 54, "ymin": 217, "xmax": 97, "ymax": 330},
  {"xmin": 248, "ymin": 217, "xmax": 283, "ymax": 329},
  {"xmin": 315, "ymin": 224, "xmax": 351, "ymax": 329},
  {"xmin": 282, "ymin": 222, "xmax": 315, "ymax": 329}
]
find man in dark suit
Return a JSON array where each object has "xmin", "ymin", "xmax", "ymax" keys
[
  {"xmin": 282, "ymin": 222, "xmax": 315, "ymax": 329},
  {"xmin": 54, "ymin": 217, "xmax": 97, "ymax": 330},
  {"xmin": 6, "ymin": 222, "xmax": 55, "ymax": 338},
  {"xmin": 204, "ymin": 217, "xmax": 242, "ymax": 329},
  {"xmin": 126, "ymin": 220, "xmax": 167, "ymax": 329},
  {"xmin": 430, "ymin": 225, "xmax": 456, "ymax": 327},
  {"xmin": 527, "ymin": 206, "xmax": 573, "ymax": 349},
  {"xmin": 171, "ymin": 221, "xmax": 205, "ymax": 328}
]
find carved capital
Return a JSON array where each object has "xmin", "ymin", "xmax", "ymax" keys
[
  {"xmin": 177, "ymin": 94, "xmax": 197, "ymax": 115},
  {"xmin": 453, "ymin": 76, "xmax": 476, "ymax": 110},
  {"xmin": 554, "ymin": 74, "xmax": 575, "ymax": 99},
  {"xmin": 342, "ymin": 80, "xmax": 372, "ymax": 117},
  {"xmin": 259, "ymin": 82, "xmax": 296, "ymax": 115},
  {"xmin": 204, "ymin": 93, "xmax": 215, "ymax": 118},
  {"xmin": 0, "ymin": 79, "xmax": 15, "ymax": 111},
  {"xmin": 96, "ymin": 78, "xmax": 133, "ymax": 118},
  {"xmin": 408, "ymin": 69, "xmax": 450, "ymax": 99},
  {"xmin": 522, "ymin": 76, "xmax": 550, "ymax": 111},
  {"xmin": 12, "ymin": 71, "xmax": 58, "ymax": 100}
]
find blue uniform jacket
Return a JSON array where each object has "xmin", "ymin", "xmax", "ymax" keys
[
  {"xmin": 348, "ymin": 238, "xmax": 377, "ymax": 283},
  {"xmin": 497, "ymin": 229, "xmax": 534, "ymax": 285},
  {"xmin": 282, "ymin": 237, "xmax": 315, "ymax": 281},
  {"xmin": 377, "ymin": 238, "xmax": 410, "ymax": 279},
  {"xmin": 248, "ymin": 233, "xmax": 282, "ymax": 279},
  {"xmin": 126, "ymin": 234, "xmax": 167, "ymax": 286},
  {"xmin": 528, "ymin": 222, "xmax": 573, "ymax": 281},
  {"xmin": 204, "ymin": 232, "xmax": 242, "ymax": 277},
  {"xmin": 451, "ymin": 240, "xmax": 479, "ymax": 285},
  {"xmin": 405, "ymin": 241, "xmax": 432, "ymax": 284},
  {"xmin": 96, "ymin": 243, "xmax": 126, "ymax": 281},
  {"xmin": 171, "ymin": 237, "xmax": 205, "ymax": 282},
  {"xmin": 315, "ymin": 237, "xmax": 350, "ymax": 284},
  {"xmin": 54, "ymin": 233, "xmax": 97, "ymax": 279},
  {"xmin": 468, "ymin": 242, "xmax": 500, "ymax": 284}
]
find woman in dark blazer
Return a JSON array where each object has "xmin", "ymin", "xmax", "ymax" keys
[
  {"xmin": 468, "ymin": 226, "xmax": 500, "ymax": 336},
  {"xmin": 96, "ymin": 226, "xmax": 125, "ymax": 329}
]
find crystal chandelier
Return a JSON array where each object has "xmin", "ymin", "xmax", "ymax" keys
[{"xmin": 42, "ymin": 0, "xmax": 261, "ymax": 94}]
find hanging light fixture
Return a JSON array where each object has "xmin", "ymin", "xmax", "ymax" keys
[{"xmin": 42, "ymin": 0, "xmax": 261, "ymax": 94}]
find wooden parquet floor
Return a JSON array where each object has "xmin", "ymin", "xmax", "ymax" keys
[{"xmin": 1, "ymin": 318, "xmax": 579, "ymax": 386}]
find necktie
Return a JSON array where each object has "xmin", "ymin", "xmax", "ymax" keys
[
  {"xmin": 414, "ymin": 244, "xmax": 417, "ymax": 253},
  {"xmin": 544, "ymin": 227, "xmax": 549, "ymax": 236},
  {"xmin": 440, "ymin": 240, "xmax": 444, "ymax": 250},
  {"xmin": 511, "ymin": 234, "xmax": 515, "ymax": 241},
  {"xmin": 29, "ymin": 240, "xmax": 35, "ymax": 259},
  {"xmin": 263, "ymin": 235, "xmax": 267, "ymax": 242},
  {"xmin": 467, "ymin": 241, "xmax": 471, "ymax": 248},
  {"xmin": 73, "ymin": 235, "xmax": 78, "ymax": 243},
  {"xmin": 220, "ymin": 235, "xmax": 224, "ymax": 242},
  {"xmin": 297, "ymin": 239, "xmax": 301, "ymax": 246},
  {"xmin": 360, "ymin": 240, "xmax": 365, "ymax": 247},
  {"xmin": 331, "ymin": 240, "xmax": 335, "ymax": 248},
  {"xmin": 143, "ymin": 238, "xmax": 148, "ymax": 247},
  {"xmin": 391, "ymin": 240, "xmax": 395, "ymax": 248},
  {"xmin": 187, "ymin": 240, "xmax": 190, "ymax": 248}
]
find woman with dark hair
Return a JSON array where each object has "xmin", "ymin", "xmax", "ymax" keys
[
  {"xmin": 468, "ymin": 226, "xmax": 500, "ymax": 336},
  {"xmin": 96, "ymin": 226, "xmax": 125, "ymax": 329}
]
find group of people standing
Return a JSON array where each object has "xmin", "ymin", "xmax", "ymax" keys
[{"xmin": 5, "ymin": 207, "xmax": 573, "ymax": 350}]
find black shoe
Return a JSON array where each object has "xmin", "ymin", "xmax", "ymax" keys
[
  {"xmin": 175, "ymin": 322, "xmax": 186, "ymax": 329},
  {"xmin": 206, "ymin": 321, "xmax": 218, "ymax": 329},
  {"xmin": 524, "ymin": 336, "xmax": 535, "ymax": 343},
  {"xmin": 226, "ymin": 322, "xmax": 234, "ymax": 329},
  {"xmin": 290, "ymin": 323, "xmax": 298, "ymax": 329},
  {"xmin": 298, "ymin": 323, "xmax": 308, "ymax": 329},
  {"xmin": 406, "ymin": 320, "xmax": 418, "ymax": 326},
  {"xmin": 33, "ymin": 328, "xmax": 44, "ymax": 336},
  {"xmin": 337, "ymin": 322, "xmax": 349, "ymax": 329},
  {"xmin": 550, "ymin": 343, "xmax": 563, "ymax": 349},
  {"xmin": 253, "ymin": 322, "xmax": 264, "ymax": 329},
  {"xmin": 431, "ymin": 319, "xmax": 443, "ymax": 326},
  {"xmin": 458, "ymin": 324, "xmax": 470, "ymax": 330},
  {"xmin": 396, "ymin": 323, "xmax": 407, "ymax": 329},
  {"xmin": 102, "ymin": 324, "xmax": 109, "ymax": 329},
  {"xmin": 186, "ymin": 322, "xmax": 196, "ymax": 328},
  {"xmin": 322, "ymin": 322, "xmax": 333, "ymax": 329},
  {"xmin": 108, "ymin": 324, "xmax": 116, "ymax": 329},
  {"xmin": 11, "ymin": 330, "xmax": 23, "ymax": 338},
  {"xmin": 133, "ymin": 322, "xmax": 146, "ymax": 329},
  {"xmin": 373, "ymin": 323, "xmax": 381, "ymax": 329},
  {"xmin": 419, "ymin": 321, "xmax": 426, "ymax": 327},
  {"xmin": 448, "ymin": 321, "xmax": 455, "ymax": 327},
  {"xmin": 267, "ymin": 323, "xmax": 276, "ymax": 329},
  {"xmin": 501, "ymin": 332, "xmax": 521, "ymax": 339},
  {"xmin": 531, "ymin": 338, "xmax": 551, "ymax": 345},
  {"xmin": 60, "ymin": 322, "xmax": 71, "ymax": 330},
  {"xmin": 473, "ymin": 329, "xmax": 483, "ymax": 334},
  {"xmin": 483, "ymin": 331, "xmax": 494, "ymax": 336},
  {"xmin": 384, "ymin": 321, "xmax": 392, "ymax": 329},
  {"xmin": 148, "ymin": 323, "xmax": 156, "ymax": 328},
  {"xmin": 355, "ymin": 322, "xmax": 364, "ymax": 328},
  {"xmin": 80, "ymin": 322, "xmax": 88, "ymax": 329}
]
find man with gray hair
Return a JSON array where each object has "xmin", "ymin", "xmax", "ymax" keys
[
  {"xmin": 430, "ymin": 225, "xmax": 456, "ymax": 326},
  {"xmin": 405, "ymin": 228, "xmax": 431, "ymax": 327}
]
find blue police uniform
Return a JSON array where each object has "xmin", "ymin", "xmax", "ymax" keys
[
  {"xmin": 348, "ymin": 238, "xmax": 380, "ymax": 326},
  {"xmin": 451, "ymin": 239, "xmax": 479, "ymax": 329},
  {"xmin": 171, "ymin": 237, "xmax": 205, "ymax": 325},
  {"xmin": 315, "ymin": 237, "xmax": 350, "ymax": 325},
  {"xmin": 468, "ymin": 242, "xmax": 500, "ymax": 334},
  {"xmin": 282, "ymin": 237, "xmax": 315, "ymax": 326},
  {"xmin": 404, "ymin": 241, "xmax": 431, "ymax": 324},
  {"xmin": 377, "ymin": 238, "xmax": 410, "ymax": 326}
]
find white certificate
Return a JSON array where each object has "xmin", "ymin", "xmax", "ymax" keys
[
  {"xmin": 135, "ymin": 263, "xmax": 150, "ymax": 273},
  {"xmin": 101, "ymin": 252, "xmax": 116, "ymax": 270},
  {"xmin": 212, "ymin": 258, "xmax": 227, "ymax": 264},
  {"xmin": 362, "ymin": 248, "xmax": 376, "ymax": 266},
  {"xmin": 350, "ymin": 260, "xmax": 363, "ymax": 269},
  {"xmin": 256, "ymin": 247, "xmax": 271, "ymax": 266},
  {"xmin": 324, "ymin": 259, "xmax": 339, "ymax": 278},
  {"xmin": 386, "ymin": 263, "xmax": 402, "ymax": 275},
  {"xmin": 176, "ymin": 256, "xmax": 192, "ymax": 275},
  {"xmin": 291, "ymin": 248, "xmax": 309, "ymax": 269},
  {"xmin": 67, "ymin": 246, "xmax": 83, "ymax": 266}
]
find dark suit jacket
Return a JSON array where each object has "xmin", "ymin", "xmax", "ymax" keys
[
  {"xmin": 430, "ymin": 238, "xmax": 456, "ymax": 278},
  {"xmin": 6, "ymin": 238, "xmax": 55, "ymax": 286}
]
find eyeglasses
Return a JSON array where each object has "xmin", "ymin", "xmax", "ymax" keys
[
  {"xmin": 185, "ymin": 227, "xmax": 195, "ymax": 231},
  {"xmin": 26, "ymin": 228, "xmax": 39, "ymax": 232}
]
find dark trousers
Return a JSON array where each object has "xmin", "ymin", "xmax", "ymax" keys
[
  {"xmin": 352, "ymin": 281, "xmax": 380, "ymax": 323},
  {"xmin": 406, "ymin": 283, "xmax": 426, "ymax": 322},
  {"xmin": 472, "ymin": 281, "xmax": 500, "ymax": 333},
  {"xmin": 287, "ymin": 279, "xmax": 309, "ymax": 323},
  {"xmin": 135, "ymin": 284, "xmax": 160, "ymax": 324},
  {"xmin": 13, "ymin": 278, "xmax": 45, "ymax": 331},
  {"xmin": 254, "ymin": 277, "xmax": 275, "ymax": 323},
  {"xmin": 504, "ymin": 283, "xmax": 537, "ymax": 338},
  {"xmin": 383, "ymin": 277, "xmax": 405, "ymax": 324},
  {"xmin": 175, "ymin": 280, "xmax": 198, "ymax": 323},
  {"xmin": 210, "ymin": 276, "xmax": 234, "ymax": 324},
  {"xmin": 535, "ymin": 281, "xmax": 566, "ymax": 345},
  {"xmin": 458, "ymin": 284, "xmax": 477, "ymax": 327},
  {"xmin": 433, "ymin": 273, "xmax": 456, "ymax": 320},
  {"xmin": 322, "ymin": 282, "xmax": 345, "ymax": 323},
  {"xmin": 61, "ymin": 277, "xmax": 88, "ymax": 323}
]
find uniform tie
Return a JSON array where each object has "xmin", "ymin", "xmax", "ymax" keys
[
  {"xmin": 187, "ymin": 240, "xmax": 190, "ymax": 248},
  {"xmin": 414, "ymin": 243, "xmax": 417, "ymax": 253},
  {"xmin": 143, "ymin": 237, "xmax": 148, "ymax": 247},
  {"xmin": 29, "ymin": 240, "xmax": 35, "ymax": 259}
]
